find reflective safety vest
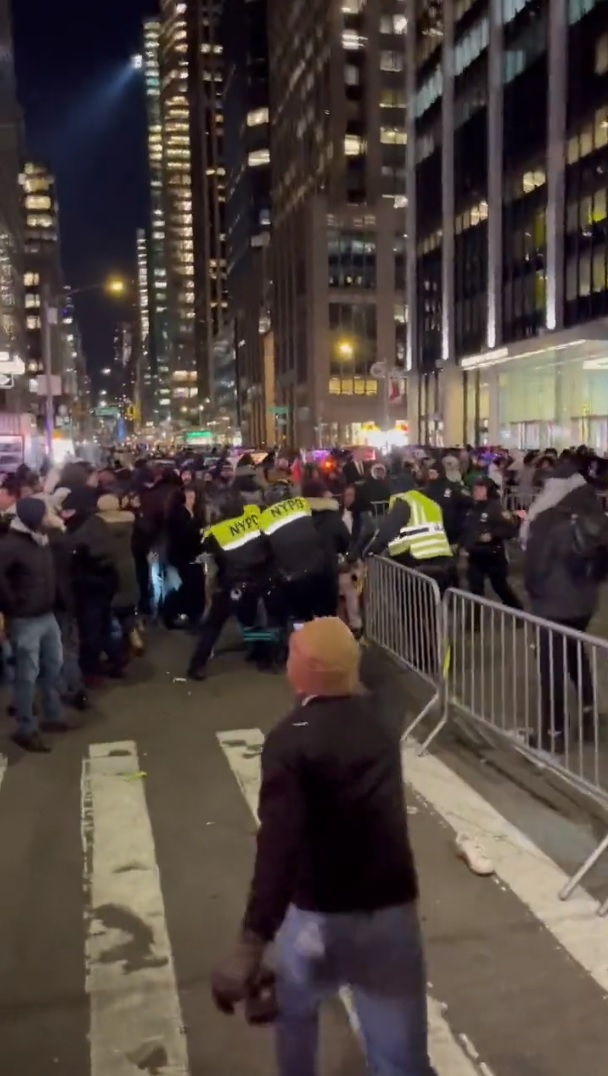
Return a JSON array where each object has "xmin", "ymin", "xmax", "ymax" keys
[
  {"xmin": 387, "ymin": 491, "xmax": 452, "ymax": 562},
  {"xmin": 258, "ymin": 496, "xmax": 311, "ymax": 536},
  {"xmin": 205, "ymin": 505, "xmax": 262, "ymax": 553}
]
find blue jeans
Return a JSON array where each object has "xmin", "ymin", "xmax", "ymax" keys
[
  {"xmin": 274, "ymin": 903, "xmax": 437, "ymax": 1076},
  {"xmin": 9, "ymin": 614, "xmax": 63, "ymax": 735}
]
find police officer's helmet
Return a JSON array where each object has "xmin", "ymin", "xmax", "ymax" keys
[
  {"xmin": 264, "ymin": 480, "xmax": 292, "ymax": 506},
  {"xmin": 473, "ymin": 475, "xmax": 499, "ymax": 498},
  {"xmin": 217, "ymin": 489, "xmax": 246, "ymax": 520}
]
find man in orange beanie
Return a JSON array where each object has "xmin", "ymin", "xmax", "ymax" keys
[{"xmin": 212, "ymin": 617, "xmax": 437, "ymax": 1076}]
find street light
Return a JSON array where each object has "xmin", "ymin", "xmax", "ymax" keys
[{"xmin": 336, "ymin": 340, "xmax": 354, "ymax": 361}]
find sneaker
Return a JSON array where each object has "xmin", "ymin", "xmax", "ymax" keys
[
  {"xmin": 69, "ymin": 689, "xmax": 90, "ymax": 712},
  {"xmin": 12, "ymin": 730, "xmax": 51, "ymax": 753},
  {"xmin": 455, "ymin": 833, "xmax": 495, "ymax": 876}
]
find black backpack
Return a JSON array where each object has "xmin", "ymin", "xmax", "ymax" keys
[{"xmin": 562, "ymin": 508, "xmax": 608, "ymax": 578}]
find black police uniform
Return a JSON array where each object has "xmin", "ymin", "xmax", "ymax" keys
[
  {"xmin": 259, "ymin": 495, "xmax": 338, "ymax": 623},
  {"xmin": 461, "ymin": 493, "xmax": 522, "ymax": 608},
  {"xmin": 188, "ymin": 504, "xmax": 271, "ymax": 679}
]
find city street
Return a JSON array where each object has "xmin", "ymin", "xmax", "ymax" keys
[{"xmin": 0, "ymin": 630, "xmax": 607, "ymax": 1075}]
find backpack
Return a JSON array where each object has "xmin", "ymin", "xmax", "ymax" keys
[{"xmin": 561, "ymin": 508, "xmax": 608, "ymax": 578}]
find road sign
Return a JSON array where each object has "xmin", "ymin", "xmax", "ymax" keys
[
  {"xmin": 0, "ymin": 372, "xmax": 14, "ymax": 389},
  {"xmin": 269, "ymin": 405, "xmax": 288, "ymax": 415}
]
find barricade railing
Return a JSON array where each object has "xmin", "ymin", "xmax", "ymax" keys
[
  {"xmin": 363, "ymin": 556, "xmax": 445, "ymax": 734},
  {"xmin": 369, "ymin": 500, "xmax": 389, "ymax": 518},
  {"xmin": 501, "ymin": 489, "xmax": 538, "ymax": 513},
  {"xmin": 417, "ymin": 586, "xmax": 608, "ymax": 914}
]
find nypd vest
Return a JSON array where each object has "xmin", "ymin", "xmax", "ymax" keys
[
  {"xmin": 387, "ymin": 491, "xmax": 451, "ymax": 561},
  {"xmin": 206, "ymin": 506, "xmax": 262, "ymax": 555},
  {"xmin": 258, "ymin": 496, "xmax": 311, "ymax": 536}
]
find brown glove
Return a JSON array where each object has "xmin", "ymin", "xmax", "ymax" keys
[{"xmin": 211, "ymin": 933, "xmax": 265, "ymax": 1015}]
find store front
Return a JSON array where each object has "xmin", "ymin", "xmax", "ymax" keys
[{"xmin": 461, "ymin": 323, "xmax": 608, "ymax": 450}]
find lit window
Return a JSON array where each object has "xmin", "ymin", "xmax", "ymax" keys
[
  {"xmin": 26, "ymin": 315, "xmax": 40, "ymax": 330},
  {"xmin": 380, "ymin": 51, "xmax": 404, "ymax": 72},
  {"xmin": 380, "ymin": 89, "xmax": 406, "ymax": 108},
  {"xmin": 342, "ymin": 30, "xmax": 366, "ymax": 49},
  {"xmin": 25, "ymin": 294, "xmax": 40, "ymax": 308},
  {"xmin": 380, "ymin": 127, "xmax": 407, "ymax": 144},
  {"xmin": 380, "ymin": 14, "xmax": 407, "ymax": 32},
  {"xmin": 24, "ymin": 272, "xmax": 39, "ymax": 287},
  {"xmin": 341, "ymin": 0, "xmax": 364, "ymax": 10},
  {"xmin": 25, "ymin": 195, "xmax": 51, "ymax": 211},
  {"xmin": 248, "ymin": 149, "xmax": 270, "ymax": 166},
  {"xmin": 247, "ymin": 108, "xmax": 269, "ymax": 127},
  {"xmin": 522, "ymin": 170, "xmax": 546, "ymax": 193},
  {"xmin": 344, "ymin": 135, "xmax": 365, "ymax": 155},
  {"xmin": 345, "ymin": 65, "xmax": 360, "ymax": 86}
]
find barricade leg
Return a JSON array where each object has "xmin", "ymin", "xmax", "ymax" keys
[{"xmin": 559, "ymin": 832, "xmax": 608, "ymax": 914}]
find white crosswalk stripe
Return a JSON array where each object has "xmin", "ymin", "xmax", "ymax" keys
[
  {"xmin": 82, "ymin": 741, "xmax": 190, "ymax": 1076},
  {"xmin": 217, "ymin": 727, "xmax": 489, "ymax": 1076}
]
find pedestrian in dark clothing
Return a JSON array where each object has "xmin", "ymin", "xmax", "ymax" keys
[
  {"xmin": 0, "ymin": 498, "xmax": 65, "ymax": 751},
  {"xmin": 357, "ymin": 463, "xmax": 392, "ymax": 512},
  {"xmin": 164, "ymin": 486, "xmax": 205, "ymax": 627},
  {"xmin": 95, "ymin": 494, "xmax": 139, "ymax": 652},
  {"xmin": 461, "ymin": 477, "xmax": 522, "ymax": 609},
  {"xmin": 211, "ymin": 617, "xmax": 437, "ymax": 1076},
  {"xmin": 301, "ymin": 479, "xmax": 350, "ymax": 616},
  {"xmin": 521, "ymin": 458, "xmax": 608, "ymax": 748},
  {"xmin": 62, "ymin": 488, "xmax": 123, "ymax": 685}
]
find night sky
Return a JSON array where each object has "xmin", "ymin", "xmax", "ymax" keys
[{"xmin": 13, "ymin": 0, "xmax": 157, "ymax": 386}]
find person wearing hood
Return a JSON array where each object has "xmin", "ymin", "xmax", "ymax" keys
[
  {"xmin": 301, "ymin": 479, "xmax": 351, "ymax": 614},
  {"xmin": 423, "ymin": 458, "xmax": 471, "ymax": 550},
  {"xmin": 62, "ymin": 488, "xmax": 124, "ymax": 685},
  {"xmin": 356, "ymin": 463, "xmax": 392, "ymax": 512},
  {"xmin": 233, "ymin": 461, "xmax": 264, "ymax": 507},
  {"xmin": 0, "ymin": 498, "xmax": 66, "ymax": 751},
  {"xmin": 521, "ymin": 456, "xmax": 608, "ymax": 750},
  {"xmin": 211, "ymin": 618, "xmax": 436, "ymax": 1076},
  {"xmin": 95, "ymin": 494, "xmax": 139, "ymax": 652}
]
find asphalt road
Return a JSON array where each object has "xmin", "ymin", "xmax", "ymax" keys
[{"xmin": 0, "ymin": 628, "xmax": 607, "ymax": 1075}]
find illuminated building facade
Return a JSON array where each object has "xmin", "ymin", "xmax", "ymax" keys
[
  {"xmin": 408, "ymin": 0, "xmax": 608, "ymax": 449},
  {"xmin": 20, "ymin": 163, "xmax": 63, "ymax": 403},
  {"xmin": 0, "ymin": 0, "xmax": 24, "ymax": 389},
  {"xmin": 267, "ymin": 0, "xmax": 408, "ymax": 446},
  {"xmin": 143, "ymin": 17, "xmax": 169, "ymax": 422},
  {"xmin": 136, "ymin": 228, "xmax": 154, "ymax": 424},
  {"xmin": 220, "ymin": 0, "xmax": 269, "ymax": 443},
  {"xmin": 157, "ymin": 0, "xmax": 226, "ymax": 427}
]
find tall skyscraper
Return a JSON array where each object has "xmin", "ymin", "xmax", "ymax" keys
[
  {"xmin": 154, "ymin": 0, "xmax": 226, "ymax": 428},
  {"xmin": 0, "ymin": 0, "xmax": 25, "ymax": 385},
  {"xmin": 20, "ymin": 163, "xmax": 64, "ymax": 403},
  {"xmin": 136, "ymin": 229, "xmax": 154, "ymax": 425},
  {"xmin": 408, "ymin": 0, "xmax": 608, "ymax": 450},
  {"xmin": 143, "ymin": 17, "xmax": 170, "ymax": 423},
  {"xmin": 220, "ymin": 0, "xmax": 270, "ymax": 443},
  {"xmin": 267, "ymin": 0, "xmax": 408, "ymax": 446}
]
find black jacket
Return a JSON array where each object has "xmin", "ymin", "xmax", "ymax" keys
[
  {"xmin": 524, "ymin": 474, "xmax": 607, "ymax": 621},
  {"xmin": 243, "ymin": 694, "xmax": 419, "ymax": 942},
  {"xmin": 65, "ymin": 514, "xmax": 119, "ymax": 600},
  {"xmin": 166, "ymin": 503, "xmax": 203, "ymax": 569},
  {"xmin": 0, "ymin": 527, "xmax": 57, "ymax": 617},
  {"xmin": 424, "ymin": 478, "xmax": 471, "ymax": 545},
  {"xmin": 460, "ymin": 499, "xmax": 518, "ymax": 556},
  {"xmin": 308, "ymin": 498, "xmax": 351, "ymax": 567}
]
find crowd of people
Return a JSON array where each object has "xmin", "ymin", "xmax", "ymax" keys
[{"xmin": 0, "ymin": 442, "xmax": 606, "ymax": 753}]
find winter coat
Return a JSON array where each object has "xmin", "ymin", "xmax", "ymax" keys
[
  {"xmin": 65, "ymin": 514, "xmax": 120, "ymax": 602},
  {"xmin": 165, "ymin": 504, "xmax": 203, "ymax": 569},
  {"xmin": 95, "ymin": 507, "xmax": 138, "ymax": 609},
  {"xmin": 307, "ymin": 498, "xmax": 351, "ymax": 567},
  {"xmin": 0, "ymin": 523, "xmax": 56, "ymax": 618}
]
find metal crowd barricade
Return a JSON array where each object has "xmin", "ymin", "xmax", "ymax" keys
[
  {"xmin": 439, "ymin": 588, "xmax": 608, "ymax": 915},
  {"xmin": 501, "ymin": 489, "xmax": 537, "ymax": 513},
  {"xmin": 363, "ymin": 556, "xmax": 446, "ymax": 736},
  {"xmin": 369, "ymin": 500, "xmax": 389, "ymax": 519}
]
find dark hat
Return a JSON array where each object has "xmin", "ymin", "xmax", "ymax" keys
[
  {"xmin": 473, "ymin": 475, "xmax": 499, "ymax": 495},
  {"xmin": 15, "ymin": 496, "xmax": 46, "ymax": 532}
]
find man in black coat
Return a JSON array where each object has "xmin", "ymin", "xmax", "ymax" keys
[
  {"xmin": 0, "ymin": 498, "xmax": 65, "ymax": 751},
  {"xmin": 211, "ymin": 618, "xmax": 438, "ymax": 1076}
]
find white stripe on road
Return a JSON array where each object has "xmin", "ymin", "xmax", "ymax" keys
[
  {"xmin": 82, "ymin": 741, "xmax": 190, "ymax": 1076},
  {"xmin": 402, "ymin": 742, "xmax": 608, "ymax": 994},
  {"xmin": 217, "ymin": 728, "xmax": 484, "ymax": 1075}
]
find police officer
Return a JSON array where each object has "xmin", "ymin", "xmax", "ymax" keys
[
  {"xmin": 187, "ymin": 491, "xmax": 271, "ymax": 680},
  {"xmin": 364, "ymin": 488, "xmax": 455, "ymax": 590},
  {"xmin": 424, "ymin": 459, "xmax": 470, "ymax": 587},
  {"xmin": 461, "ymin": 477, "xmax": 522, "ymax": 608},
  {"xmin": 259, "ymin": 482, "xmax": 339, "ymax": 622}
]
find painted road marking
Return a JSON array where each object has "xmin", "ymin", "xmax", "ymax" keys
[
  {"xmin": 402, "ymin": 742, "xmax": 608, "ymax": 994},
  {"xmin": 218, "ymin": 728, "xmax": 486, "ymax": 1075},
  {"xmin": 82, "ymin": 741, "xmax": 190, "ymax": 1076}
]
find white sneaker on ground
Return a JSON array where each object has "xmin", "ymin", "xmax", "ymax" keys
[{"xmin": 454, "ymin": 833, "xmax": 495, "ymax": 876}]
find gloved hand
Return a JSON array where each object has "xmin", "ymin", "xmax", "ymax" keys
[
  {"xmin": 244, "ymin": 964, "xmax": 278, "ymax": 1025},
  {"xmin": 211, "ymin": 933, "xmax": 265, "ymax": 1015}
]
